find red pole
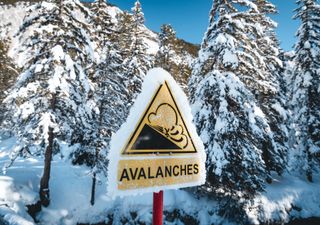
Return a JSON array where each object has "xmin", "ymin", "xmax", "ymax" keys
[{"xmin": 152, "ymin": 190, "xmax": 163, "ymax": 225}]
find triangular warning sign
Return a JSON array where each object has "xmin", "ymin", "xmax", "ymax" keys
[
  {"xmin": 107, "ymin": 68, "xmax": 206, "ymax": 197},
  {"xmin": 122, "ymin": 81, "xmax": 197, "ymax": 155}
]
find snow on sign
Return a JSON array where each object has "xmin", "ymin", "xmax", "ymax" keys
[{"xmin": 107, "ymin": 68, "xmax": 206, "ymax": 197}]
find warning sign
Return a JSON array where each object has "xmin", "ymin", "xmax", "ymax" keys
[
  {"xmin": 123, "ymin": 81, "xmax": 196, "ymax": 155},
  {"xmin": 107, "ymin": 68, "xmax": 206, "ymax": 197}
]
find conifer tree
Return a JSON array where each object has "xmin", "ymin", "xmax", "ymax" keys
[
  {"xmin": 2, "ymin": 0, "xmax": 95, "ymax": 206},
  {"xmin": 190, "ymin": 0, "xmax": 272, "ymax": 199},
  {"xmin": 253, "ymin": 0, "xmax": 289, "ymax": 176},
  {"xmin": 291, "ymin": 0, "xmax": 320, "ymax": 181},
  {"xmin": 90, "ymin": 0, "xmax": 115, "ymax": 57},
  {"xmin": 86, "ymin": 0, "xmax": 129, "ymax": 205},
  {"xmin": 189, "ymin": 2, "xmax": 288, "ymax": 216},
  {"xmin": 280, "ymin": 51, "xmax": 296, "ymax": 149},
  {"xmin": 0, "ymin": 40, "xmax": 19, "ymax": 124},
  {"xmin": 155, "ymin": 24, "xmax": 191, "ymax": 92},
  {"xmin": 156, "ymin": 24, "xmax": 177, "ymax": 69},
  {"xmin": 116, "ymin": 11, "xmax": 134, "ymax": 59},
  {"xmin": 117, "ymin": 0, "xmax": 152, "ymax": 101}
]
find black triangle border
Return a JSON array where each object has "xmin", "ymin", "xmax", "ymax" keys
[{"xmin": 122, "ymin": 81, "xmax": 197, "ymax": 155}]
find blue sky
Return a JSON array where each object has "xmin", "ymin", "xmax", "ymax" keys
[{"xmin": 106, "ymin": 0, "xmax": 299, "ymax": 51}]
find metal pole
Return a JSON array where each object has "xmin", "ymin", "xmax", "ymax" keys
[{"xmin": 152, "ymin": 190, "xmax": 163, "ymax": 225}]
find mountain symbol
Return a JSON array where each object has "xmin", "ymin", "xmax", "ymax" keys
[{"xmin": 131, "ymin": 124, "xmax": 182, "ymax": 150}]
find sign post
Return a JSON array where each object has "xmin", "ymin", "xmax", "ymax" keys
[
  {"xmin": 153, "ymin": 190, "xmax": 163, "ymax": 225},
  {"xmin": 107, "ymin": 68, "xmax": 206, "ymax": 223}
]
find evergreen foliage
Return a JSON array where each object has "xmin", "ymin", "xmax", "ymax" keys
[
  {"xmin": 155, "ymin": 24, "xmax": 191, "ymax": 92},
  {"xmin": 156, "ymin": 24, "xmax": 177, "ymax": 70},
  {"xmin": 253, "ymin": 0, "xmax": 289, "ymax": 176},
  {"xmin": 2, "ymin": 0, "xmax": 96, "ymax": 205},
  {"xmin": 189, "ymin": 0, "xmax": 287, "ymax": 204},
  {"xmin": 291, "ymin": 0, "xmax": 320, "ymax": 181},
  {"xmin": 0, "ymin": 40, "xmax": 19, "ymax": 123},
  {"xmin": 2, "ymin": 0, "xmax": 319, "ymax": 222},
  {"xmin": 87, "ymin": 0, "xmax": 130, "ymax": 205},
  {"xmin": 117, "ymin": 0, "xmax": 152, "ymax": 101}
]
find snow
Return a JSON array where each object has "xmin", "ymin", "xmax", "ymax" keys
[
  {"xmin": 215, "ymin": 33, "xmax": 227, "ymax": 44},
  {"xmin": 51, "ymin": 45, "xmax": 65, "ymax": 61},
  {"xmin": 38, "ymin": 113, "xmax": 56, "ymax": 144},
  {"xmin": 49, "ymin": 66, "xmax": 63, "ymax": 93},
  {"xmin": 223, "ymin": 49, "xmax": 238, "ymax": 66},
  {"xmin": 304, "ymin": 41, "xmax": 311, "ymax": 49},
  {"xmin": 1, "ymin": 131, "xmax": 320, "ymax": 225},
  {"xmin": 0, "ymin": 138, "xmax": 36, "ymax": 225},
  {"xmin": 40, "ymin": 2, "xmax": 56, "ymax": 11},
  {"xmin": 107, "ymin": 5, "xmax": 122, "ymax": 21},
  {"xmin": 0, "ymin": 134, "xmax": 219, "ymax": 225},
  {"xmin": 143, "ymin": 37, "xmax": 159, "ymax": 55},
  {"xmin": 107, "ymin": 68, "xmax": 206, "ymax": 197},
  {"xmin": 0, "ymin": 2, "xmax": 27, "ymax": 40},
  {"xmin": 246, "ymin": 173, "xmax": 320, "ymax": 224},
  {"xmin": 253, "ymin": 105, "xmax": 265, "ymax": 119},
  {"xmin": 19, "ymin": 102, "xmax": 35, "ymax": 120},
  {"xmin": 238, "ymin": 0, "xmax": 258, "ymax": 12},
  {"xmin": 34, "ymin": 64, "xmax": 43, "ymax": 73},
  {"xmin": 271, "ymin": 102, "xmax": 287, "ymax": 120},
  {"xmin": 139, "ymin": 24, "xmax": 160, "ymax": 55},
  {"xmin": 65, "ymin": 55, "xmax": 76, "ymax": 80},
  {"xmin": 0, "ymin": 0, "xmax": 319, "ymax": 224},
  {"xmin": 10, "ymin": 81, "xmax": 38, "ymax": 99},
  {"xmin": 303, "ymin": 71, "xmax": 312, "ymax": 86}
]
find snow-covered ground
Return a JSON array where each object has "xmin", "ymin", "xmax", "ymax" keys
[
  {"xmin": 1, "ymin": 133, "xmax": 320, "ymax": 225},
  {"xmin": 248, "ymin": 173, "xmax": 320, "ymax": 224},
  {"xmin": 0, "ymin": 134, "xmax": 225, "ymax": 225}
]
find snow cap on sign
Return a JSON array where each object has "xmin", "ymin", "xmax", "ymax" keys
[{"xmin": 107, "ymin": 68, "xmax": 206, "ymax": 197}]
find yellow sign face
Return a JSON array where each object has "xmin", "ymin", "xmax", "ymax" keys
[
  {"xmin": 122, "ymin": 81, "xmax": 197, "ymax": 155},
  {"xmin": 118, "ymin": 158, "xmax": 201, "ymax": 190}
]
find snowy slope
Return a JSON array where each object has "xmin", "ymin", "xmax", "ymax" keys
[
  {"xmin": 0, "ymin": 1, "xmax": 197, "ymax": 68},
  {"xmin": 0, "ymin": 1, "xmax": 159, "ymax": 57},
  {"xmin": 104, "ymin": 4, "xmax": 159, "ymax": 55}
]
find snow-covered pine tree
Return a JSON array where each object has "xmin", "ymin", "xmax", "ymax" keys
[
  {"xmin": 291, "ymin": 0, "xmax": 320, "ymax": 182},
  {"xmin": 90, "ymin": 0, "xmax": 115, "ymax": 58},
  {"xmin": 2, "ymin": 0, "xmax": 96, "ymax": 206},
  {"xmin": 156, "ymin": 24, "xmax": 177, "ymax": 69},
  {"xmin": 116, "ymin": 11, "xmax": 134, "ymax": 59},
  {"xmin": 117, "ymin": 0, "xmax": 152, "ymax": 102},
  {"xmin": 190, "ymin": 0, "xmax": 265, "ymax": 195},
  {"xmin": 189, "ymin": 0, "xmax": 286, "ymax": 212},
  {"xmin": 0, "ymin": 40, "xmax": 19, "ymax": 124},
  {"xmin": 155, "ymin": 24, "xmax": 191, "ymax": 92},
  {"xmin": 86, "ymin": 0, "xmax": 129, "ymax": 205},
  {"xmin": 280, "ymin": 50, "xmax": 296, "ymax": 149},
  {"xmin": 253, "ymin": 0, "xmax": 289, "ymax": 177}
]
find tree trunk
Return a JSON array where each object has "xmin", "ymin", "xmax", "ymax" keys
[
  {"xmin": 306, "ymin": 146, "xmax": 313, "ymax": 182},
  {"xmin": 90, "ymin": 103, "xmax": 103, "ymax": 205},
  {"xmin": 90, "ymin": 172, "xmax": 96, "ymax": 205},
  {"xmin": 39, "ymin": 95, "xmax": 56, "ymax": 207},
  {"xmin": 39, "ymin": 127, "xmax": 54, "ymax": 207}
]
